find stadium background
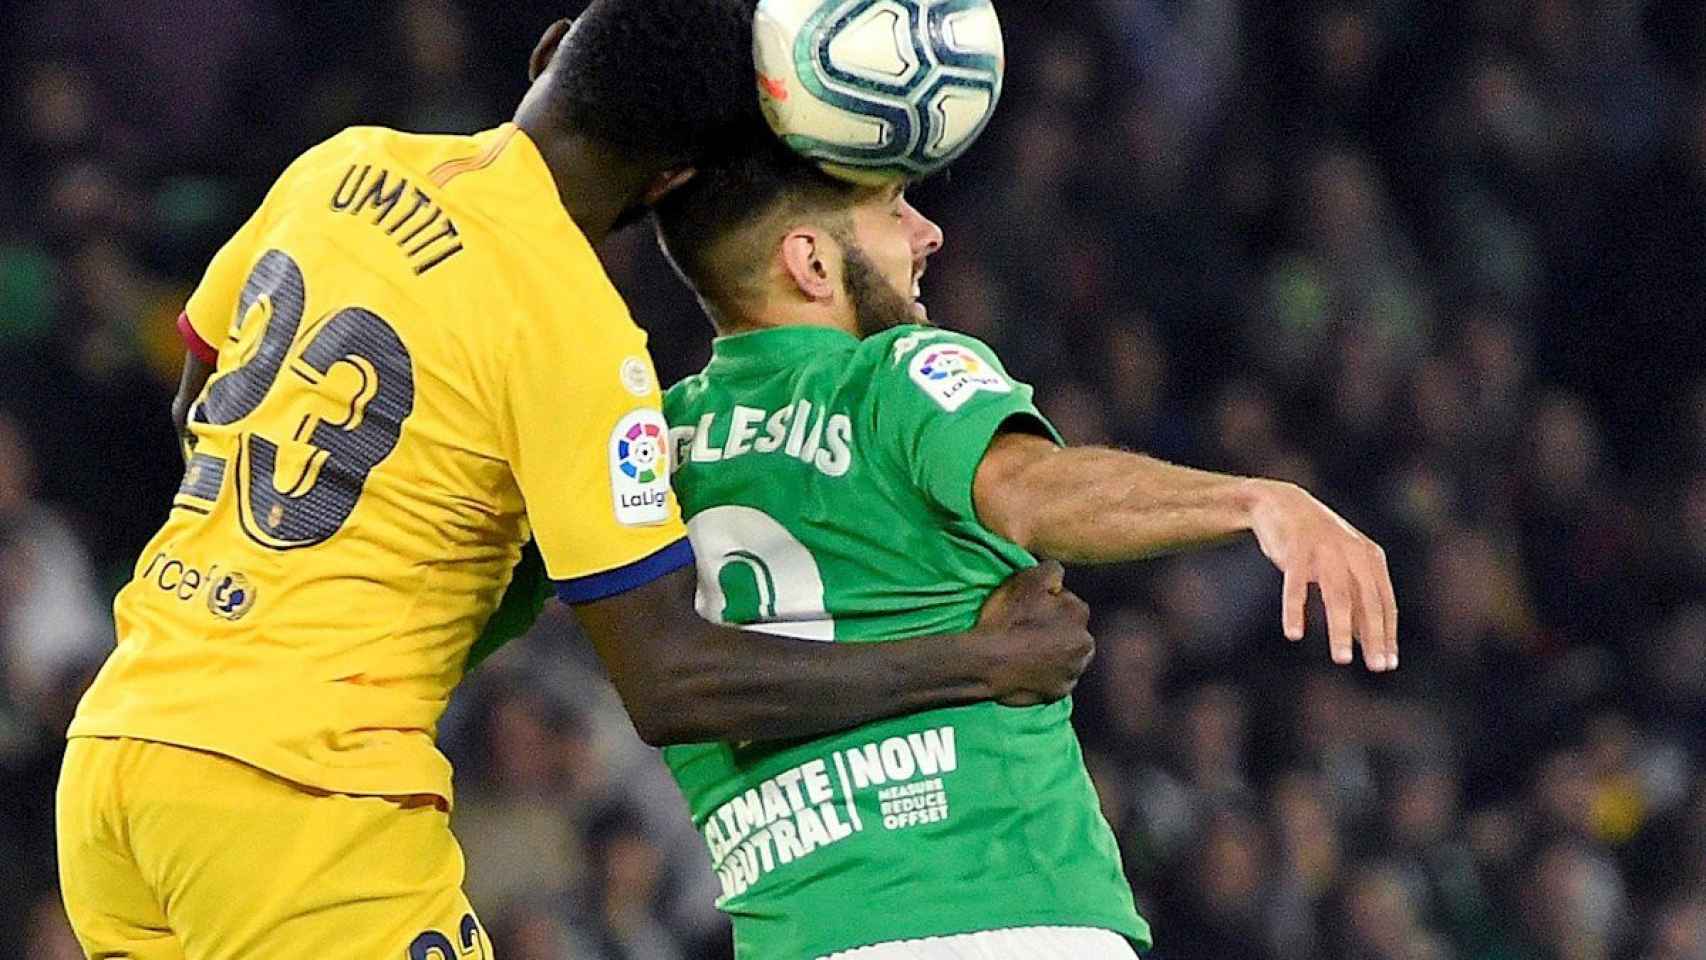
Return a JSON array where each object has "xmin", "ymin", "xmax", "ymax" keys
[{"xmin": 3, "ymin": 0, "xmax": 1705, "ymax": 957}]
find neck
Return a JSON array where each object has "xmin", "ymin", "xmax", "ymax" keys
[
  {"xmin": 723, "ymin": 302, "xmax": 856, "ymax": 339},
  {"xmin": 514, "ymin": 107, "xmax": 652, "ymax": 245}
]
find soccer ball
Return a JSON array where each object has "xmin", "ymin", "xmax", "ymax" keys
[{"xmin": 753, "ymin": 0, "xmax": 1005, "ymax": 184}]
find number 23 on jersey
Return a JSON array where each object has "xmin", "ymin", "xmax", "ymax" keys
[{"xmin": 183, "ymin": 249, "xmax": 416, "ymax": 550}]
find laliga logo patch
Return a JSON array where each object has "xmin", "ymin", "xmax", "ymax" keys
[
  {"xmin": 610, "ymin": 409, "xmax": 671, "ymax": 526},
  {"xmin": 618, "ymin": 420, "xmax": 664, "ymax": 482},
  {"xmin": 207, "ymin": 572, "xmax": 256, "ymax": 621},
  {"xmin": 908, "ymin": 344, "xmax": 1010, "ymax": 412}
]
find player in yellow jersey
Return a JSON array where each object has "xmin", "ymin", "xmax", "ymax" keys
[{"xmin": 54, "ymin": 4, "xmax": 1096, "ymax": 958}]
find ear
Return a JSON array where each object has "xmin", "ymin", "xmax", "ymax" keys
[
  {"xmin": 779, "ymin": 228, "xmax": 840, "ymax": 303},
  {"xmin": 529, "ymin": 18, "xmax": 573, "ymax": 82},
  {"xmin": 642, "ymin": 168, "xmax": 698, "ymax": 206}
]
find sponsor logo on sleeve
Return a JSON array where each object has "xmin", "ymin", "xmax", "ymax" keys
[
  {"xmin": 619, "ymin": 356, "xmax": 655, "ymax": 397},
  {"xmin": 907, "ymin": 344, "xmax": 1011, "ymax": 412},
  {"xmin": 610, "ymin": 408, "xmax": 672, "ymax": 525}
]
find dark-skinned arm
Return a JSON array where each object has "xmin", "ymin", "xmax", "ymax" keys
[
  {"xmin": 171, "ymin": 350, "xmax": 216, "ymax": 461},
  {"xmin": 568, "ymin": 560, "xmax": 1090, "ymax": 746}
]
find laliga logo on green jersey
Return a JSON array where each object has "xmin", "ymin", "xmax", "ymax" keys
[
  {"xmin": 610, "ymin": 409, "xmax": 672, "ymax": 526},
  {"xmin": 908, "ymin": 343, "xmax": 1010, "ymax": 412}
]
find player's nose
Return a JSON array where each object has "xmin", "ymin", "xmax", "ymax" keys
[{"xmin": 901, "ymin": 198, "xmax": 944, "ymax": 258}]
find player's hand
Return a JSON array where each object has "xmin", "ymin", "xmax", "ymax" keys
[
  {"xmin": 1246, "ymin": 479, "xmax": 1398, "ymax": 672},
  {"xmin": 974, "ymin": 560, "xmax": 1095, "ymax": 706}
]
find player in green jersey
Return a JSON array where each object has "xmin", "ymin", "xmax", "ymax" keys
[{"xmin": 646, "ymin": 140, "xmax": 1400, "ymax": 959}]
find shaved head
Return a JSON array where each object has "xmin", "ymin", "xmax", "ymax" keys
[{"xmin": 653, "ymin": 139, "xmax": 865, "ymax": 327}]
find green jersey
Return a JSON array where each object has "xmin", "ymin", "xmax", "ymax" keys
[{"xmin": 662, "ymin": 325, "xmax": 1149, "ymax": 958}]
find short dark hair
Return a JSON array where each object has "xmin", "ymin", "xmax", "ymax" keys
[
  {"xmin": 653, "ymin": 138, "xmax": 864, "ymax": 319},
  {"xmin": 552, "ymin": 0, "xmax": 768, "ymax": 166}
]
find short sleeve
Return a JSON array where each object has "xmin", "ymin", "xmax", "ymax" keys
[
  {"xmin": 181, "ymin": 134, "xmax": 347, "ymax": 358},
  {"xmin": 874, "ymin": 331, "xmax": 1062, "ymax": 522},
  {"xmin": 181, "ymin": 203, "xmax": 269, "ymax": 357},
  {"xmin": 499, "ymin": 283, "xmax": 692, "ymax": 603}
]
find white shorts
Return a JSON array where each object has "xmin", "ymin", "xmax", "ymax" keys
[{"xmin": 821, "ymin": 926, "xmax": 1139, "ymax": 959}]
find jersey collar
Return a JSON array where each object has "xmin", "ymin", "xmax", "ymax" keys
[{"xmin": 709, "ymin": 326, "xmax": 860, "ymax": 371}]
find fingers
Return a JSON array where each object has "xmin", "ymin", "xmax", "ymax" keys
[
  {"xmin": 1349, "ymin": 541, "xmax": 1398, "ymax": 672},
  {"xmin": 1028, "ymin": 559, "xmax": 1067, "ymax": 596},
  {"xmin": 1281, "ymin": 564, "xmax": 1307, "ymax": 641},
  {"xmin": 1354, "ymin": 556, "xmax": 1389, "ymax": 671},
  {"xmin": 1058, "ymin": 586, "xmax": 1091, "ymax": 628},
  {"xmin": 1259, "ymin": 485, "xmax": 1399, "ymax": 671},
  {"xmin": 1319, "ymin": 567, "xmax": 1355, "ymax": 666},
  {"xmin": 983, "ymin": 564, "xmax": 1096, "ymax": 707},
  {"xmin": 1042, "ymin": 588, "xmax": 1093, "ymax": 684},
  {"xmin": 997, "ymin": 560, "xmax": 1066, "ymax": 604},
  {"xmin": 995, "ymin": 614, "xmax": 1095, "ymax": 707},
  {"xmin": 979, "ymin": 560, "xmax": 1067, "ymax": 625},
  {"xmin": 1292, "ymin": 546, "xmax": 1399, "ymax": 673},
  {"xmin": 1006, "ymin": 563, "xmax": 1072, "ymax": 619},
  {"xmin": 1376, "ymin": 546, "xmax": 1399, "ymax": 669}
]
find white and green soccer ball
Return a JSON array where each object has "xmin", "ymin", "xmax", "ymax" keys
[{"xmin": 754, "ymin": 0, "xmax": 1005, "ymax": 184}]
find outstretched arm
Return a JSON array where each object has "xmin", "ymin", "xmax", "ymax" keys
[
  {"xmin": 973, "ymin": 431, "xmax": 1398, "ymax": 672},
  {"xmin": 569, "ymin": 561, "xmax": 1093, "ymax": 746}
]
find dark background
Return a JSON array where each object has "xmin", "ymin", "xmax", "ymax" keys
[{"xmin": 2, "ymin": 1, "xmax": 1705, "ymax": 958}]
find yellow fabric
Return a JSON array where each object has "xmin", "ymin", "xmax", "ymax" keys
[
  {"xmin": 69, "ymin": 124, "xmax": 685, "ymax": 803},
  {"xmin": 57, "ymin": 737, "xmax": 494, "ymax": 960}
]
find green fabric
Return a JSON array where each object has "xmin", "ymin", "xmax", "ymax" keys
[
  {"xmin": 662, "ymin": 325, "xmax": 1148, "ymax": 958},
  {"xmin": 465, "ymin": 538, "xmax": 549, "ymax": 672}
]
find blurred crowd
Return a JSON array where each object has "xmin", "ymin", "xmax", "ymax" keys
[{"xmin": 3, "ymin": 1, "xmax": 1705, "ymax": 958}]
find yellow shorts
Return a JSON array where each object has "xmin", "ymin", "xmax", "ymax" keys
[{"xmin": 56, "ymin": 736, "xmax": 494, "ymax": 960}]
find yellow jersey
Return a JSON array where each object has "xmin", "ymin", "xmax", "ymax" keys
[{"xmin": 69, "ymin": 124, "xmax": 690, "ymax": 804}]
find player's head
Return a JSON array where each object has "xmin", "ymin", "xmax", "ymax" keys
[
  {"xmin": 653, "ymin": 140, "xmax": 944, "ymax": 338},
  {"xmin": 516, "ymin": 0, "xmax": 769, "ymax": 230}
]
